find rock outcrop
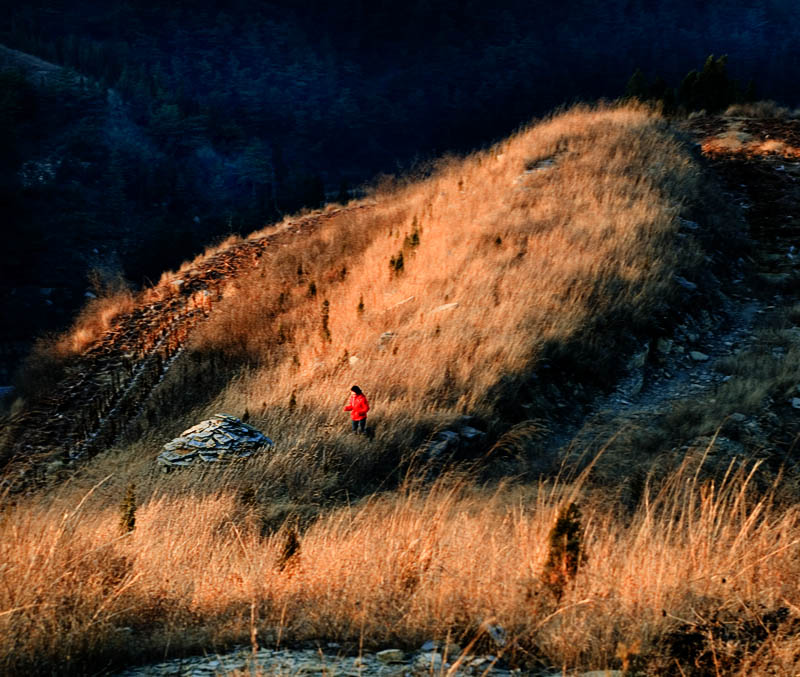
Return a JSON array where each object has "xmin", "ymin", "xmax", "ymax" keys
[
  {"xmin": 157, "ymin": 414, "xmax": 273, "ymax": 468},
  {"xmin": 426, "ymin": 419, "xmax": 487, "ymax": 460}
]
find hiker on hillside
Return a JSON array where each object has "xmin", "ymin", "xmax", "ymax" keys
[{"xmin": 344, "ymin": 385, "xmax": 369, "ymax": 434}]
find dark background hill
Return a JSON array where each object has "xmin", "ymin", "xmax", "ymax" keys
[{"xmin": 1, "ymin": 0, "xmax": 799, "ymax": 383}]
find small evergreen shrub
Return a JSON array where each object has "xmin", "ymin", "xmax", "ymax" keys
[
  {"xmin": 118, "ymin": 482, "xmax": 136, "ymax": 534},
  {"xmin": 541, "ymin": 501, "xmax": 584, "ymax": 600}
]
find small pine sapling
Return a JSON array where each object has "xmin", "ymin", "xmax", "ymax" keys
[
  {"xmin": 119, "ymin": 482, "xmax": 137, "ymax": 534},
  {"xmin": 541, "ymin": 501, "xmax": 585, "ymax": 601},
  {"xmin": 321, "ymin": 299, "xmax": 331, "ymax": 342},
  {"xmin": 277, "ymin": 525, "xmax": 300, "ymax": 571},
  {"xmin": 389, "ymin": 251, "xmax": 404, "ymax": 275}
]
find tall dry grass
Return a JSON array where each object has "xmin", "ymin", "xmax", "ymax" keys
[
  {"xmin": 1, "ymin": 452, "xmax": 798, "ymax": 674},
  {"xmin": 139, "ymin": 103, "xmax": 710, "ymax": 480},
  {"xmin": 204, "ymin": 104, "xmax": 700, "ymax": 415},
  {"xmin": 3, "ymin": 103, "xmax": 775, "ymax": 673}
]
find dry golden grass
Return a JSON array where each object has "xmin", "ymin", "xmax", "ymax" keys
[
  {"xmin": 6, "ymin": 103, "xmax": 787, "ymax": 674},
  {"xmin": 56, "ymin": 285, "xmax": 136, "ymax": 357},
  {"xmin": 724, "ymin": 101, "xmax": 799, "ymax": 119},
  {"xmin": 1, "ymin": 453, "xmax": 799, "ymax": 674},
  {"xmin": 189, "ymin": 103, "xmax": 704, "ymax": 440}
]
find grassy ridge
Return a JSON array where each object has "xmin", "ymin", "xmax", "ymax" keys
[
  {"xmin": 3, "ymin": 103, "xmax": 781, "ymax": 674},
  {"xmin": 126, "ymin": 103, "xmax": 714, "ymax": 488}
]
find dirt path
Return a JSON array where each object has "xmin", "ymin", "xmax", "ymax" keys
[{"xmin": 555, "ymin": 115, "xmax": 800, "ymax": 459}]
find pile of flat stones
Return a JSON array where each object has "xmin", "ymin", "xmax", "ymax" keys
[{"xmin": 157, "ymin": 414, "xmax": 273, "ymax": 469}]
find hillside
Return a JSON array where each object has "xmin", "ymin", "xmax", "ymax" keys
[
  {"xmin": 2, "ymin": 103, "xmax": 800, "ymax": 675},
  {"xmin": 2, "ymin": 104, "xmax": 724, "ymax": 481},
  {"xmin": 3, "ymin": 1, "xmax": 800, "ymax": 391}
]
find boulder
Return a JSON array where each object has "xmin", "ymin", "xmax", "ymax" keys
[
  {"xmin": 157, "ymin": 414, "xmax": 273, "ymax": 468},
  {"xmin": 426, "ymin": 421, "xmax": 488, "ymax": 460},
  {"xmin": 690, "ymin": 350, "xmax": 709, "ymax": 362},
  {"xmin": 459, "ymin": 426, "xmax": 486, "ymax": 444},
  {"xmin": 376, "ymin": 649, "xmax": 405, "ymax": 664},
  {"xmin": 427, "ymin": 430, "xmax": 461, "ymax": 459},
  {"xmin": 656, "ymin": 337, "xmax": 673, "ymax": 355},
  {"xmin": 413, "ymin": 652, "xmax": 443, "ymax": 672},
  {"xmin": 674, "ymin": 275, "xmax": 697, "ymax": 291}
]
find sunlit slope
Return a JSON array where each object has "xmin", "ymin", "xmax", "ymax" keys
[{"xmin": 191, "ymin": 104, "xmax": 704, "ymax": 436}]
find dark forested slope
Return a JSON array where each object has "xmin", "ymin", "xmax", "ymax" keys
[{"xmin": 1, "ymin": 0, "xmax": 798, "ymax": 383}]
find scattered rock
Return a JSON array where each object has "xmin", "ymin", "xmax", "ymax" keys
[
  {"xmin": 656, "ymin": 337, "xmax": 673, "ymax": 355},
  {"xmin": 427, "ymin": 430, "xmax": 461, "ymax": 459},
  {"xmin": 348, "ymin": 355, "xmax": 360, "ymax": 365},
  {"xmin": 419, "ymin": 640, "xmax": 461, "ymax": 657},
  {"xmin": 791, "ymin": 397, "xmax": 800, "ymax": 410},
  {"xmin": 388, "ymin": 295, "xmax": 415, "ymax": 309},
  {"xmin": 689, "ymin": 350, "xmax": 709, "ymax": 362},
  {"xmin": 525, "ymin": 156, "xmax": 558, "ymax": 172},
  {"xmin": 378, "ymin": 331, "xmax": 396, "ymax": 348},
  {"xmin": 674, "ymin": 275, "xmax": 697, "ymax": 291},
  {"xmin": 157, "ymin": 414, "xmax": 273, "ymax": 468},
  {"xmin": 485, "ymin": 623, "xmax": 507, "ymax": 647},
  {"xmin": 432, "ymin": 302, "xmax": 459, "ymax": 313},
  {"xmin": 426, "ymin": 422, "xmax": 487, "ymax": 460},
  {"xmin": 459, "ymin": 426, "xmax": 486, "ymax": 444},
  {"xmin": 376, "ymin": 649, "xmax": 405, "ymax": 664},
  {"xmin": 730, "ymin": 412, "xmax": 747, "ymax": 422},
  {"xmin": 413, "ymin": 651, "xmax": 444, "ymax": 672},
  {"xmin": 629, "ymin": 342, "xmax": 650, "ymax": 369},
  {"xmin": 115, "ymin": 645, "xmax": 513, "ymax": 677},
  {"xmin": 45, "ymin": 460, "xmax": 64, "ymax": 476}
]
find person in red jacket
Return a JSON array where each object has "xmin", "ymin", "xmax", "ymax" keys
[{"xmin": 344, "ymin": 385, "xmax": 369, "ymax": 434}]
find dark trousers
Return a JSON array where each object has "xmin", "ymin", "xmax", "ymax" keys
[{"xmin": 351, "ymin": 417, "xmax": 366, "ymax": 433}]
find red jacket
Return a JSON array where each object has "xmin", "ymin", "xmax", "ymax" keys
[{"xmin": 344, "ymin": 392, "xmax": 369, "ymax": 420}]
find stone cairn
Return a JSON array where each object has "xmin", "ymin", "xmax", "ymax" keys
[{"xmin": 157, "ymin": 414, "xmax": 273, "ymax": 469}]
